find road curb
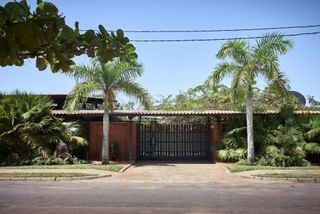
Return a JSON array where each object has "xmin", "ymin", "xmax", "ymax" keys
[
  {"xmin": 216, "ymin": 162, "xmax": 230, "ymax": 173},
  {"xmin": 239, "ymin": 174, "xmax": 320, "ymax": 183},
  {"xmin": 0, "ymin": 174, "xmax": 112, "ymax": 181},
  {"xmin": 120, "ymin": 161, "xmax": 135, "ymax": 173}
]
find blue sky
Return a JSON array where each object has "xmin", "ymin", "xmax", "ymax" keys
[{"xmin": 1, "ymin": 0, "xmax": 320, "ymax": 104}]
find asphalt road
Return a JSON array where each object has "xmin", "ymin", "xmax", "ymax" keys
[{"xmin": 0, "ymin": 180, "xmax": 320, "ymax": 214}]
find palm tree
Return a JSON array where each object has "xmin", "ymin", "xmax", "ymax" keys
[
  {"xmin": 211, "ymin": 33, "xmax": 293, "ymax": 163},
  {"xmin": 65, "ymin": 58, "xmax": 151, "ymax": 164}
]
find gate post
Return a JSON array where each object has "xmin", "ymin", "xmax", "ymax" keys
[
  {"xmin": 128, "ymin": 116, "xmax": 133, "ymax": 161},
  {"xmin": 210, "ymin": 119, "xmax": 224, "ymax": 163},
  {"xmin": 209, "ymin": 122, "xmax": 215, "ymax": 163}
]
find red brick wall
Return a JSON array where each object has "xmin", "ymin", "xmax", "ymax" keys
[
  {"xmin": 88, "ymin": 122, "xmax": 102, "ymax": 160},
  {"xmin": 88, "ymin": 122, "xmax": 137, "ymax": 161},
  {"xmin": 210, "ymin": 121, "xmax": 224, "ymax": 162}
]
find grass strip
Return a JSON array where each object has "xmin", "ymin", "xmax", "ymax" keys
[
  {"xmin": 254, "ymin": 173, "xmax": 320, "ymax": 179},
  {"xmin": 229, "ymin": 165, "xmax": 320, "ymax": 173},
  {"xmin": 0, "ymin": 164, "xmax": 123, "ymax": 172},
  {"xmin": 0, "ymin": 172, "xmax": 98, "ymax": 178}
]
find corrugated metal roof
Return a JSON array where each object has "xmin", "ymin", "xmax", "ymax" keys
[{"xmin": 51, "ymin": 109, "xmax": 320, "ymax": 116}]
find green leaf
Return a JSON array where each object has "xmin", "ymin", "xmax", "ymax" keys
[
  {"xmin": 74, "ymin": 21, "xmax": 80, "ymax": 36},
  {"xmin": 36, "ymin": 2, "xmax": 58, "ymax": 16},
  {"xmin": 98, "ymin": 25, "xmax": 109, "ymax": 37},
  {"xmin": 36, "ymin": 56, "xmax": 47, "ymax": 71},
  {"xmin": 116, "ymin": 29, "xmax": 124, "ymax": 38},
  {"xmin": 11, "ymin": 23, "xmax": 41, "ymax": 48},
  {"xmin": 4, "ymin": 2, "xmax": 29, "ymax": 18},
  {"xmin": 81, "ymin": 30, "xmax": 96, "ymax": 43},
  {"xmin": 58, "ymin": 26, "xmax": 76, "ymax": 42}
]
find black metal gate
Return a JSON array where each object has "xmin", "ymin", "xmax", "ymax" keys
[{"xmin": 137, "ymin": 124, "xmax": 210, "ymax": 160}]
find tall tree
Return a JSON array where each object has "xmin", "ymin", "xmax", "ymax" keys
[
  {"xmin": 211, "ymin": 33, "xmax": 293, "ymax": 163},
  {"xmin": 65, "ymin": 59, "xmax": 151, "ymax": 164},
  {"xmin": 0, "ymin": 0, "xmax": 137, "ymax": 72}
]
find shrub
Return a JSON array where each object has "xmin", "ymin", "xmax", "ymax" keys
[
  {"xmin": 217, "ymin": 148, "xmax": 246, "ymax": 162},
  {"xmin": 31, "ymin": 155, "xmax": 83, "ymax": 165},
  {"xmin": 110, "ymin": 142, "xmax": 120, "ymax": 161}
]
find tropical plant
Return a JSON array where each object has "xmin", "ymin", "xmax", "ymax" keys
[
  {"xmin": 219, "ymin": 106, "xmax": 320, "ymax": 166},
  {"xmin": 211, "ymin": 33, "xmax": 293, "ymax": 163},
  {"xmin": 304, "ymin": 117, "xmax": 320, "ymax": 143},
  {"xmin": 0, "ymin": 0, "xmax": 136, "ymax": 71},
  {"xmin": 65, "ymin": 58, "xmax": 151, "ymax": 164},
  {"xmin": 0, "ymin": 92, "xmax": 87, "ymax": 165},
  {"xmin": 302, "ymin": 117, "xmax": 320, "ymax": 163}
]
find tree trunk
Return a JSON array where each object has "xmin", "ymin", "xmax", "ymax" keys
[
  {"xmin": 246, "ymin": 87, "xmax": 255, "ymax": 163},
  {"xmin": 101, "ymin": 111, "xmax": 109, "ymax": 164}
]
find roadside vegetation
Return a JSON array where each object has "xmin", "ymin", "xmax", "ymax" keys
[
  {"xmin": 228, "ymin": 164, "xmax": 320, "ymax": 173},
  {"xmin": 0, "ymin": 172, "xmax": 98, "ymax": 178},
  {"xmin": 254, "ymin": 173, "xmax": 320, "ymax": 179},
  {"xmin": 1, "ymin": 164, "xmax": 123, "ymax": 172}
]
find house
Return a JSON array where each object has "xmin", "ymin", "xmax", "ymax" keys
[{"xmin": 48, "ymin": 94, "xmax": 320, "ymax": 162}]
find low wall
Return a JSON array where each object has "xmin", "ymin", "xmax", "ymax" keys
[
  {"xmin": 88, "ymin": 122, "xmax": 136, "ymax": 161},
  {"xmin": 88, "ymin": 121, "xmax": 223, "ymax": 162}
]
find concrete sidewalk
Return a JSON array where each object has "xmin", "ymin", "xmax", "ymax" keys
[{"xmin": 103, "ymin": 161, "xmax": 251, "ymax": 183}]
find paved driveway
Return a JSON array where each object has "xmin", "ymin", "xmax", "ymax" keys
[{"xmin": 105, "ymin": 161, "xmax": 248, "ymax": 183}]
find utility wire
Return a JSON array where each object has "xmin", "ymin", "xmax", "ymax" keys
[
  {"xmin": 79, "ymin": 24, "xmax": 320, "ymax": 33},
  {"xmin": 129, "ymin": 31, "xmax": 320, "ymax": 43}
]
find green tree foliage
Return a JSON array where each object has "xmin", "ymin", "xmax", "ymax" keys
[
  {"xmin": 0, "ymin": 0, "xmax": 137, "ymax": 72},
  {"xmin": 65, "ymin": 58, "xmax": 151, "ymax": 163},
  {"xmin": 0, "ymin": 92, "xmax": 87, "ymax": 165},
  {"xmin": 153, "ymin": 77, "xmax": 297, "ymax": 116}
]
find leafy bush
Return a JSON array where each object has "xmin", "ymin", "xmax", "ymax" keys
[
  {"xmin": 31, "ymin": 155, "xmax": 83, "ymax": 165},
  {"xmin": 110, "ymin": 142, "xmax": 120, "ymax": 161},
  {"xmin": 217, "ymin": 148, "xmax": 246, "ymax": 162}
]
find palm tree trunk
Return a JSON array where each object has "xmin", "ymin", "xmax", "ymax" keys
[
  {"xmin": 101, "ymin": 111, "xmax": 109, "ymax": 164},
  {"xmin": 246, "ymin": 87, "xmax": 255, "ymax": 163}
]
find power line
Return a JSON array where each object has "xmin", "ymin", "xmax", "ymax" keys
[
  {"xmin": 129, "ymin": 31, "xmax": 320, "ymax": 43},
  {"xmin": 79, "ymin": 24, "xmax": 320, "ymax": 33}
]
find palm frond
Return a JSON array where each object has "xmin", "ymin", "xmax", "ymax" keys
[
  {"xmin": 254, "ymin": 33, "xmax": 293, "ymax": 56},
  {"xmin": 306, "ymin": 128, "xmax": 320, "ymax": 140},
  {"xmin": 303, "ymin": 142, "xmax": 320, "ymax": 154},
  {"xmin": 267, "ymin": 70, "xmax": 290, "ymax": 98},
  {"xmin": 64, "ymin": 81, "xmax": 101, "ymax": 111},
  {"xmin": 65, "ymin": 136, "xmax": 88, "ymax": 146},
  {"xmin": 216, "ymin": 39, "xmax": 249, "ymax": 65},
  {"xmin": 230, "ymin": 67, "xmax": 247, "ymax": 102},
  {"xmin": 116, "ymin": 81, "xmax": 152, "ymax": 109},
  {"xmin": 225, "ymin": 126, "xmax": 247, "ymax": 136},
  {"xmin": 211, "ymin": 62, "xmax": 239, "ymax": 83}
]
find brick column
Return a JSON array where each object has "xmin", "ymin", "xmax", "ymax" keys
[{"xmin": 210, "ymin": 121, "xmax": 224, "ymax": 163}]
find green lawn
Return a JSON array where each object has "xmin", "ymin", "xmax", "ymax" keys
[
  {"xmin": 0, "ymin": 164, "xmax": 123, "ymax": 172},
  {"xmin": 228, "ymin": 164, "xmax": 320, "ymax": 173},
  {"xmin": 0, "ymin": 172, "xmax": 98, "ymax": 178},
  {"xmin": 254, "ymin": 173, "xmax": 320, "ymax": 179}
]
